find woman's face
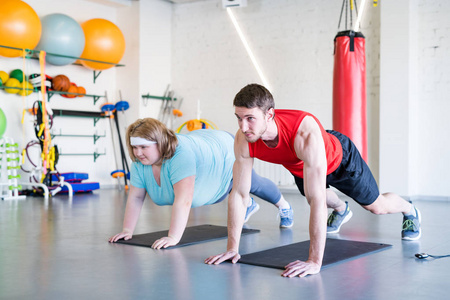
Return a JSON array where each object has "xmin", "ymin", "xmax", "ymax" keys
[{"xmin": 132, "ymin": 143, "xmax": 161, "ymax": 165}]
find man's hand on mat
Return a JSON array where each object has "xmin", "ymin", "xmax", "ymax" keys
[
  {"xmin": 281, "ymin": 260, "xmax": 321, "ymax": 278},
  {"xmin": 108, "ymin": 230, "xmax": 132, "ymax": 243},
  {"xmin": 204, "ymin": 250, "xmax": 241, "ymax": 265},
  {"xmin": 152, "ymin": 236, "xmax": 179, "ymax": 249}
]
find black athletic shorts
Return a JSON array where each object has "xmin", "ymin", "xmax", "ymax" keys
[{"xmin": 293, "ymin": 130, "xmax": 379, "ymax": 206}]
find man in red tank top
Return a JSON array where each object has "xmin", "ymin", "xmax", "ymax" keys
[{"xmin": 206, "ymin": 84, "xmax": 421, "ymax": 278}]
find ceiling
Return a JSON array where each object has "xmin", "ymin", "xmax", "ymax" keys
[
  {"xmin": 163, "ymin": 0, "xmax": 211, "ymax": 3},
  {"xmin": 86, "ymin": 0, "xmax": 208, "ymax": 7}
]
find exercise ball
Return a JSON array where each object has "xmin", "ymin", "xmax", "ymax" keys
[
  {"xmin": 80, "ymin": 18, "xmax": 125, "ymax": 70},
  {"xmin": 67, "ymin": 84, "xmax": 78, "ymax": 98},
  {"xmin": 52, "ymin": 75, "xmax": 71, "ymax": 92},
  {"xmin": 4, "ymin": 78, "xmax": 20, "ymax": 94},
  {"xmin": 36, "ymin": 13, "xmax": 85, "ymax": 66},
  {"xmin": 10, "ymin": 69, "xmax": 24, "ymax": 83},
  {"xmin": 77, "ymin": 86, "xmax": 86, "ymax": 97},
  {"xmin": 0, "ymin": 71, "xmax": 9, "ymax": 85},
  {"xmin": 18, "ymin": 81, "xmax": 34, "ymax": 96},
  {"xmin": 0, "ymin": 0, "xmax": 42, "ymax": 58},
  {"xmin": 0, "ymin": 108, "xmax": 6, "ymax": 138}
]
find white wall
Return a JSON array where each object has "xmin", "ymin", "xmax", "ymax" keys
[
  {"xmin": 416, "ymin": 0, "xmax": 450, "ymax": 198},
  {"xmin": 380, "ymin": 0, "xmax": 450, "ymax": 199},
  {"xmin": 379, "ymin": 0, "xmax": 417, "ymax": 196},
  {"xmin": 2, "ymin": 0, "xmax": 448, "ymax": 198},
  {"xmin": 171, "ymin": 0, "xmax": 448, "ymax": 198},
  {"xmin": 171, "ymin": 0, "xmax": 381, "ymax": 185},
  {"xmin": 0, "ymin": 0, "xmax": 161, "ymax": 190},
  {"xmin": 0, "ymin": 0, "xmax": 122, "ymax": 188},
  {"xmin": 138, "ymin": 0, "xmax": 172, "ymax": 120}
]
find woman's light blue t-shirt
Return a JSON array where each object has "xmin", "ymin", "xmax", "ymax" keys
[{"xmin": 130, "ymin": 130, "xmax": 234, "ymax": 207}]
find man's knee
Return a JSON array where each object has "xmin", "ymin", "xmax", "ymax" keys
[{"xmin": 362, "ymin": 195, "xmax": 386, "ymax": 215}]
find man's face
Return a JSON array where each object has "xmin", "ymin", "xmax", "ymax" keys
[{"xmin": 234, "ymin": 106, "xmax": 270, "ymax": 143}]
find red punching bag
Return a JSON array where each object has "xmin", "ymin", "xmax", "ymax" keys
[{"xmin": 332, "ymin": 30, "xmax": 368, "ymax": 162}]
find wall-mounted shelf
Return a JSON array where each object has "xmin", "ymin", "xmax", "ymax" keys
[
  {"xmin": 58, "ymin": 150, "xmax": 106, "ymax": 162},
  {"xmin": 51, "ymin": 130, "xmax": 106, "ymax": 144},
  {"xmin": 0, "ymin": 86, "xmax": 105, "ymax": 105},
  {"xmin": 46, "ymin": 90, "xmax": 105, "ymax": 105},
  {"xmin": 51, "ymin": 109, "xmax": 108, "ymax": 127},
  {"xmin": 141, "ymin": 93, "xmax": 178, "ymax": 101},
  {"xmin": 0, "ymin": 86, "xmax": 34, "ymax": 94},
  {"xmin": 0, "ymin": 44, "xmax": 125, "ymax": 83}
]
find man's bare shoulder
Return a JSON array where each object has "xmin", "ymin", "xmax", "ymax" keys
[
  {"xmin": 294, "ymin": 116, "xmax": 324, "ymax": 158},
  {"xmin": 297, "ymin": 116, "xmax": 320, "ymax": 137}
]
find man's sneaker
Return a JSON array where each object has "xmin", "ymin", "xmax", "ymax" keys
[
  {"xmin": 327, "ymin": 201, "xmax": 353, "ymax": 233},
  {"xmin": 244, "ymin": 198, "xmax": 260, "ymax": 223},
  {"xmin": 279, "ymin": 205, "xmax": 294, "ymax": 228},
  {"xmin": 402, "ymin": 205, "xmax": 421, "ymax": 240}
]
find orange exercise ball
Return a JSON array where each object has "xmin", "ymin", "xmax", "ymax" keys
[
  {"xmin": 0, "ymin": 0, "xmax": 42, "ymax": 57},
  {"xmin": 80, "ymin": 19, "xmax": 125, "ymax": 71},
  {"xmin": 77, "ymin": 86, "xmax": 86, "ymax": 97},
  {"xmin": 67, "ymin": 84, "xmax": 78, "ymax": 98}
]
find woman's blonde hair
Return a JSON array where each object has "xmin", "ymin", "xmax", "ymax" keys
[{"xmin": 126, "ymin": 118, "xmax": 178, "ymax": 165}]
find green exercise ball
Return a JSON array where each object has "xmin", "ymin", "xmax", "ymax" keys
[
  {"xmin": 0, "ymin": 108, "xmax": 6, "ymax": 138},
  {"xmin": 10, "ymin": 69, "xmax": 24, "ymax": 83}
]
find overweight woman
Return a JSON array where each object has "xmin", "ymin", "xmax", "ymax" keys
[{"xmin": 109, "ymin": 118, "xmax": 293, "ymax": 249}]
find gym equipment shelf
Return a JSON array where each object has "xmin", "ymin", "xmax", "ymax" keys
[
  {"xmin": 58, "ymin": 150, "xmax": 106, "ymax": 162},
  {"xmin": 0, "ymin": 44, "xmax": 125, "ymax": 83},
  {"xmin": 51, "ymin": 109, "xmax": 108, "ymax": 127},
  {"xmin": 0, "ymin": 86, "xmax": 105, "ymax": 105},
  {"xmin": 46, "ymin": 90, "xmax": 105, "ymax": 105},
  {"xmin": 141, "ymin": 93, "xmax": 179, "ymax": 101},
  {"xmin": 51, "ymin": 130, "xmax": 106, "ymax": 144}
]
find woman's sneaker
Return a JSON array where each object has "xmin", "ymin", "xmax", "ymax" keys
[
  {"xmin": 244, "ymin": 198, "xmax": 260, "ymax": 223},
  {"xmin": 279, "ymin": 205, "xmax": 294, "ymax": 228}
]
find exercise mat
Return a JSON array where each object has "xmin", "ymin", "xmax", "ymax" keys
[
  {"xmin": 239, "ymin": 238, "xmax": 391, "ymax": 269},
  {"xmin": 116, "ymin": 224, "xmax": 260, "ymax": 249}
]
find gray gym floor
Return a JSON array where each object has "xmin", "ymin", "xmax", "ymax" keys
[{"xmin": 1, "ymin": 188, "xmax": 449, "ymax": 300}]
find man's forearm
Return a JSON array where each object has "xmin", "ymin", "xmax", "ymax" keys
[
  {"xmin": 307, "ymin": 198, "xmax": 328, "ymax": 265},
  {"xmin": 226, "ymin": 194, "xmax": 247, "ymax": 251}
]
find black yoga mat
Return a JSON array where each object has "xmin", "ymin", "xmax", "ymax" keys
[
  {"xmin": 116, "ymin": 224, "xmax": 260, "ymax": 249},
  {"xmin": 239, "ymin": 238, "xmax": 392, "ymax": 269}
]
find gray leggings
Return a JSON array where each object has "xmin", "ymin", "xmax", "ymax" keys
[{"xmin": 214, "ymin": 169, "xmax": 282, "ymax": 205}]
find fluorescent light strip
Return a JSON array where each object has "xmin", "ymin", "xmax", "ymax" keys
[
  {"xmin": 227, "ymin": 7, "xmax": 271, "ymax": 91},
  {"xmin": 353, "ymin": 0, "xmax": 367, "ymax": 32}
]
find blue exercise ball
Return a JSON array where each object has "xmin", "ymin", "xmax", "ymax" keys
[{"xmin": 36, "ymin": 13, "xmax": 85, "ymax": 66}]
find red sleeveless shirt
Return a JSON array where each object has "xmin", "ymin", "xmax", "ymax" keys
[{"xmin": 248, "ymin": 109, "xmax": 343, "ymax": 178}]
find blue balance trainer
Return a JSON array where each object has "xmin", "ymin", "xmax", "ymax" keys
[{"xmin": 52, "ymin": 172, "xmax": 100, "ymax": 193}]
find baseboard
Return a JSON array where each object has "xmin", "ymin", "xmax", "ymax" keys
[
  {"xmin": 406, "ymin": 195, "xmax": 450, "ymax": 202},
  {"xmin": 99, "ymin": 184, "xmax": 118, "ymax": 189},
  {"xmin": 278, "ymin": 185, "xmax": 450, "ymax": 202}
]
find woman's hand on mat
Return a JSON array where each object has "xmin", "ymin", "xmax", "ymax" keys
[
  {"xmin": 281, "ymin": 260, "xmax": 321, "ymax": 278},
  {"xmin": 108, "ymin": 230, "xmax": 133, "ymax": 243},
  {"xmin": 152, "ymin": 236, "xmax": 179, "ymax": 249},
  {"xmin": 204, "ymin": 250, "xmax": 241, "ymax": 265}
]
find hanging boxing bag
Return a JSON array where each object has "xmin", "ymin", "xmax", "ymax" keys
[{"xmin": 332, "ymin": 30, "xmax": 368, "ymax": 162}]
